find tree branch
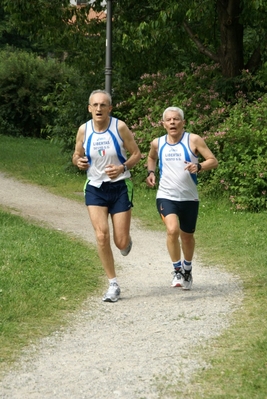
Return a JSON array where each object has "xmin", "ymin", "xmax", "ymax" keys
[{"xmin": 182, "ymin": 21, "xmax": 220, "ymax": 63}]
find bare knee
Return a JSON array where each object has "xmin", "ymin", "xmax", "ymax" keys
[
  {"xmin": 114, "ymin": 236, "xmax": 128, "ymax": 250},
  {"xmin": 167, "ymin": 226, "xmax": 179, "ymax": 240},
  {"xmin": 95, "ymin": 230, "xmax": 110, "ymax": 249},
  {"xmin": 180, "ymin": 231, "xmax": 195, "ymax": 245}
]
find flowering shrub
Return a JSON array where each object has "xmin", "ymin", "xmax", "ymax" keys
[
  {"xmin": 114, "ymin": 64, "xmax": 225, "ymax": 180},
  {"xmin": 113, "ymin": 64, "xmax": 267, "ymax": 210},
  {"xmin": 202, "ymin": 96, "xmax": 267, "ymax": 211}
]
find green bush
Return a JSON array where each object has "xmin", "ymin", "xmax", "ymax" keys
[
  {"xmin": 42, "ymin": 78, "xmax": 94, "ymax": 155},
  {"xmin": 0, "ymin": 48, "xmax": 82, "ymax": 138},
  {"xmin": 113, "ymin": 64, "xmax": 232, "ymax": 182},
  {"xmin": 113, "ymin": 64, "xmax": 267, "ymax": 210},
  {"xmin": 202, "ymin": 96, "xmax": 267, "ymax": 211}
]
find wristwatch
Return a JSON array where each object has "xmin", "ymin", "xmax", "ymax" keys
[
  {"xmin": 123, "ymin": 164, "xmax": 128, "ymax": 173},
  {"xmin": 147, "ymin": 170, "xmax": 155, "ymax": 177},
  {"xmin": 197, "ymin": 163, "xmax": 202, "ymax": 173}
]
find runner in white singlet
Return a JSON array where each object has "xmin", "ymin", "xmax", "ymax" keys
[
  {"xmin": 72, "ymin": 90, "xmax": 141, "ymax": 302},
  {"xmin": 146, "ymin": 106, "xmax": 218, "ymax": 290}
]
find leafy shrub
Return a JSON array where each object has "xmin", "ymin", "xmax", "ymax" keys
[
  {"xmin": 0, "ymin": 48, "xmax": 81, "ymax": 138},
  {"xmin": 113, "ymin": 64, "xmax": 231, "ymax": 182},
  {"xmin": 113, "ymin": 64, "xmax": 267, "ymax": 210},
  {"xmin": 42, "ymin": 78, "xmax": 90, "ymax": 156},
  {"xmin": 202, "ymin": 96, "xmax": 267, "ymax": 211}
]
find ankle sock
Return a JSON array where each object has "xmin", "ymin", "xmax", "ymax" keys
[
  {"xmin": 109, "ymin": 277, "xmax": 118, "ymax": 285},
  {"xmin": 173, "ymin": 260, "xmax": 182, "ymax": 271},
  {"xmin": 183, "ymin": 260, "xmax": 192, "ymax": 272}
]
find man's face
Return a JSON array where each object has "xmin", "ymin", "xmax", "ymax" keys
[
  {"xmin": 163, "ymin": 111, "xmax": 185, "ymax": 136},
  {"xmin": 88, "ymin": 93, "xmax": 112, "ymax": 121}
]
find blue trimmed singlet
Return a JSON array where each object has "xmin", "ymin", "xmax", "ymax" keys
[
  {"xmin": 156, "ymin": 132, "xmax": 199, "ymax": 201},
  {"xmin": 83, "ymin": 116, "xmax": 130, "ymax": 188}
]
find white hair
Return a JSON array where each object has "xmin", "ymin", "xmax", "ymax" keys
[
  {"xmin": 88, "ymin": 89, "xmax": 112, "ymax": 105},
  {"xmin": 162, "ymin": 107, "xmax": 184, "ymax": 121}
]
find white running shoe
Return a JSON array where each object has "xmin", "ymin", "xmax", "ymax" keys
[
  {"xmin": 120, "ymin": 237, "xmax": 132, "ymax": 256},
  {"xmin": 182, "ymin": 271, "xmax": 193, "ymax": 290},
  {"xmin": 171, "ymin": 269, "xmax": 183, "ymax": 287},
  {"xmin": 102, "ymin": 283, "xmax": 121, "ymax": 302}
]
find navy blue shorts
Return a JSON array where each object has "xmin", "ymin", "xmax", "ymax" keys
[
  {"xmin": 156, "ymin": 198, "xmax": 199, "ymax": 234},
  {"xmin": 84, "ymin": 179, "xmax": 133, "ymax": 214}
]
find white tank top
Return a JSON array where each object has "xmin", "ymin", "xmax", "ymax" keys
[
  {"xmin": 156, "ymin": 132, "xmax": 199, "ymax": 201},
  {"xmin": 83, "ymin": 117, "xmax": 131, "ymax": 187}
]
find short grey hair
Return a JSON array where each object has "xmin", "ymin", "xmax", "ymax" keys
[
  {"xmin": 88, "ymin": 89, "xmax": 112, "ymax": 105},
  {"xmin": 163, "ymin": 107, "xmax": 184, "ymax": 121}
]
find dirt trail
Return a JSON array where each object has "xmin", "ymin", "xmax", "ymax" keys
[{"xmin": 0, "ymin": 172, "xmax": 243, "ymax": 399}]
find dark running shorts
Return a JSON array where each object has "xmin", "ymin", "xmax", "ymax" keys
[
  {"xmin": 84, "ymin": 179, "xmax": 133, "ymax": 214},
  {"xmin": 156, "ymin": 198, "xmax": 199, "ymax": 234}
]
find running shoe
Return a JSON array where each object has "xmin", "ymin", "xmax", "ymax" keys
[
  {"xmin": 171, "ymin": 269, "xmax": 183, "ymax": 287},
  {"xmin": 120, "ymin": 237, "xmax": 132, "ymax": 256},
  {"xmin": 102, "ymin": 282, "xmax": 121, "ymax": 302},
  {"xmin": 182, "ymin": 271, "xmax": 193, "ymax": 290}
]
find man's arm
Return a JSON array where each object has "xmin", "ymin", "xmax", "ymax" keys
[
  {"xmin": 118, "ymin": 120, "xmax": 141, "ymax": 172},
  {"xmin": 72, "ymin": 123, "xmax": 89, "ymax": 171},
  {"xmin": 185, "ymin": 134, "xmax": 218, "ymax": 174},
  {"xmin": 146, "ymin": 139, "xmax": 158, "ymax": 187}
]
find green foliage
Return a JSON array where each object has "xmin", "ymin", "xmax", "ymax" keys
[
  {"xmin": 42, "ymin": 79, "xmax": 93, "ymax": 153},
  {"xmin": 2, "ymin": 0, "xmax": 71, "ymax": 45},
  {"xmin": 113, "ymin": 64, "xmax": 230, "ymax": 180},
  {"xmin": 203, "ymin": 96, "xmax": 267, "ymax": 211},
  {"xmin": 0, "ymin": 48, "xmax": 84, "ymax": 138},
  {"xmin": 113, "ymin": 63, "xmax": 267, "ymax": 211},
  {"xmin": 2, "ymin": 1, "xmax": 107, "ymax": 85}
]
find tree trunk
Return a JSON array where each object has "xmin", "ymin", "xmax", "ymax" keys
[{"xmin": 217, "ymin": 0, "xmax": 244, "ymax": 77}]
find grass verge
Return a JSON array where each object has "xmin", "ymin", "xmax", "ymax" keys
[{"xmin": 0, "ymin": 209, "xmax": 102, "ymax": 372}]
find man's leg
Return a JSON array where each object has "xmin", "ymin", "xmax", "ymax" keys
[
  {"xmin": 163, "ymin": 214, "xmax": 184, "ymax": 287},
  {"xmin": 164, "ymin": 213, "xmax": 181, "ymax": 261},
  {"xmin": 179, "ymin": 230, "xmax": 194, "ymax": 290},
  {"xmin": 111, "ymin": 209, "xmax": 131, "ymax": 251},
  {"xmin": 87, "ymin": 205, "xmax": 115, "ymax": 279},
  {"xmin": 180, "ymin": 230, "xmax": 195, "ymax": 262}
]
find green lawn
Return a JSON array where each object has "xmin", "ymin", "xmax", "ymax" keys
[{"xmin": 0, "ymin": 134, "xmax": 267, "ymax": 398}]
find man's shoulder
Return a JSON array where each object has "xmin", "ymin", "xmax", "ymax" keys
[{"xmin": 188, "ymin": 132, "xmax": 202, "ymax": 141}]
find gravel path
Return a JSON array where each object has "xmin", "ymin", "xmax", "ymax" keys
[{"xmin": 0, "ymin": 172, "xmax": 243, "ymax": 399}]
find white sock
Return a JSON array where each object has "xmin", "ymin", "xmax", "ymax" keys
[
  {"xmin": 183, "ymin": 260, "xmax": 192, "ymax": 272},
  {"xmin": 109, "ymin": 277, "xmax": 118, "ymax": 285}
]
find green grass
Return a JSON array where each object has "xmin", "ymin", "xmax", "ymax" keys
[
  {"xmin": 0, "ymin": 209, "xmax": 102, "ymax": 369},
  {"xmin": 0, "ymin": 134, "xmax": 86, "ymax": 200},
  {"xmin": 187, "ymin": 200, "xmax": 267, "ymax": 399},
  {"xmin": 0, "ymin": 134, "xmax": 267, "ymax": 398}
]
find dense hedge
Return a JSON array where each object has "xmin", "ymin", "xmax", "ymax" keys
[
  {"xmin": 203, "ymin": 96, "xmax": 267, "ymax": 211},
  {"xmin": 0, "ymin": 48, "xmax": 87, "ymax": 138}
]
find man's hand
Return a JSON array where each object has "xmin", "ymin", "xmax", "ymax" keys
[
  {"xmin": 77, "ymin": 157, "xmax": 90, "ymax": 170},
  {"xmin": 146, "ymin": 173, "xmax": 156, "ymax": 187}
]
